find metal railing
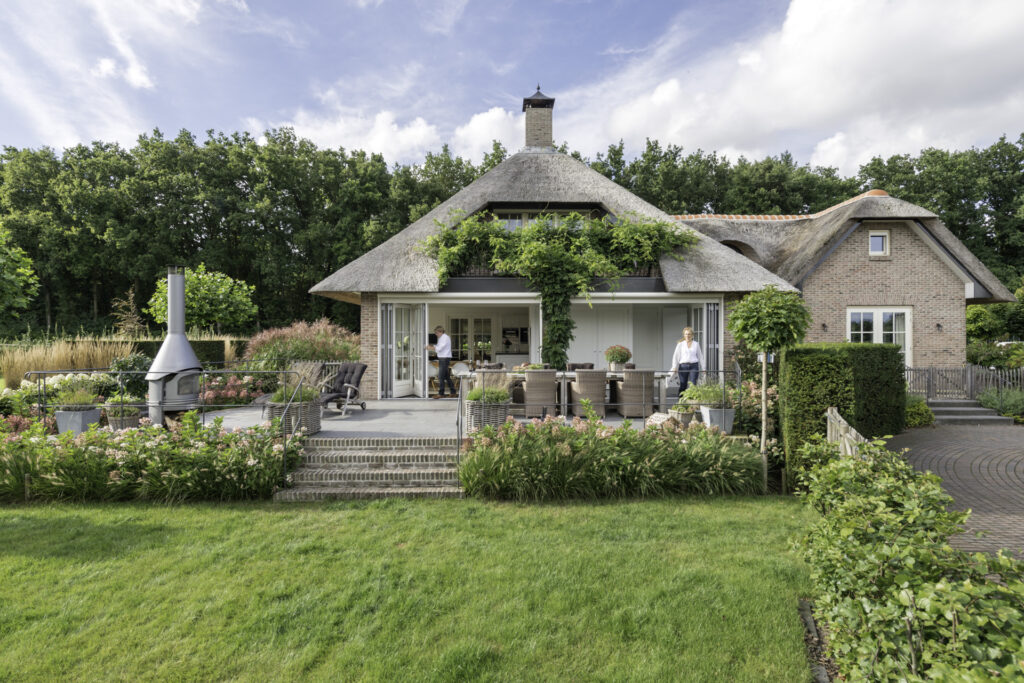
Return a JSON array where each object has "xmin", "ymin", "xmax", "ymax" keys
[{"xmin": 21, "ymin": 367, "xmax": 305, "ymax": 489}]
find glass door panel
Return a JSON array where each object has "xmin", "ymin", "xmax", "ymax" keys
[{"xmin": 394, "ymin": 305, "xmax": 413, "ymax": 396}]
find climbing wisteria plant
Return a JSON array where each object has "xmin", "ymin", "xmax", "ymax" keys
[{"xmin": 425, "ymin": 212, "xmax": 696, "ymax": 369}]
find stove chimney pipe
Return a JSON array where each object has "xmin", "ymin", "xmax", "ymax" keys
[{"xmin": 146, "ymin": 266, "xmax": 202, "ymax": 425}]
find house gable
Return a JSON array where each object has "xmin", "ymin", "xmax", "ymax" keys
[{"xmin": 800, "ymin": 220, "xmax": 966, "ymax": 366}]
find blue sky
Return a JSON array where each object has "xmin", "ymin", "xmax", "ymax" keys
[{"xmin": 2, "ymin": 0, "xmax": 1023, "ymax": 174}]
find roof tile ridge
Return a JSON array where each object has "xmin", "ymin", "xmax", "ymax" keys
[{"xmin": 671, "ymin": 189, "xmax": 890, "ymax": 222}]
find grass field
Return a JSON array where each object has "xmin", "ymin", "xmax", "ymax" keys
[{"xmin": 0, "ymin": 498, "xmax": 814, "ymax": 681}]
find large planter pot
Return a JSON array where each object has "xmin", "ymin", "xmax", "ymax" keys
[
  {"xmin": 107, "ymin": 415, "xmax": 141, "ymax": 430},
  {"xmin": 608, "ymin": 362, "xmax": 624, "ymax": 373},
  {"xmin": 466, "ymin": 400, "xmax": 511, "ymax": 432},
  {"xmin": 266, "ymin": 401, "xmax": 321, "ymax": 436},
  {"xmin": 668, "ymin": 408, "xmax": 696, "ymax": 427},
  {"xmin": 55, "ymin": 408, "xmax": 102, "ymax": 436},
  {"xmin": 699, "ymin": 406, "xmax": 735, "ymax": 434}
]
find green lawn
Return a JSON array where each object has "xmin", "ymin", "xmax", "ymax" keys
[{"xmin": 0, "ymin": 498, "xmax": 814, "ymax": 681}]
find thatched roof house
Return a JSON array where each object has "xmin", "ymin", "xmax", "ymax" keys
[{"xmin": 312, "ymin": 89, "xmax": 1014, "ymax": 400}]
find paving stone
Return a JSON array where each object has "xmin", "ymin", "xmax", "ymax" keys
[{"xmin": 887, "ymin": 425, "xmax": 1024, "ymax": 557}]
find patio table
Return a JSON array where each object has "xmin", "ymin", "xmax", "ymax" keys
[{"xmin": 496, "ymin": 370, "xmax": 673, "ymax": 416}]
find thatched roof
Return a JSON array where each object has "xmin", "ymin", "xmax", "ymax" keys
[
  {"xmin": 675, "ymin": 190, "xmax": 1015, "ymax": 304},
  {"xmin": 311, "ymin": 148, "xmax": 795, "ymax": 303}
]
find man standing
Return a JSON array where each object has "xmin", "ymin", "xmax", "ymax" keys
[{"xmin": 427, "ymin": 325, "xmax": 456, "ymax": 398}]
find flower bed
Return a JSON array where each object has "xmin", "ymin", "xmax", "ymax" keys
[
  {"xmin": 459, "ymin": 413, "xmax": 761, "ymax": 501},
  {"xmin": 200, "ymin": 374, "xmax": 271, "ymax": 406},
  {"xmin": 798, "ymin": 438, "xmax": 1024, "ymax": 680},
  {"xmin": 0, "ymin": 412, "xmax": 303, "ymax": 503}
]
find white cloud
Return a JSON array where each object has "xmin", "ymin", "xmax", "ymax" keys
[
  {"xmin": 90, "ymin": 58, "xmax": 117, "ymax": 78},
  {"xmin": 0, "ymin": 0, "xmax": 297, "ymax": 149},
  {"xmin": 451, "ymin": 107, "xmax": 523, "ymax": 162},
  {"xmin": 250, "ymin": 108, "xmax": 442, "ymax": 162},
  {"xmin": 556, "ymin": 0, "xmax": 1024, "ymax": 174},
  {"xmin": 419, "ymin": 0, "xmax": 468, "ymax": 35}
]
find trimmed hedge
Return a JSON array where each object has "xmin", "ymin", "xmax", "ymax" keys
[
  {"xmin": 800, "ymin": 439, "xmax": 1024, "ymax": 679},
  {"xmin": 780, "ymin": 343, "xmax": 905, "ymax": 464}
]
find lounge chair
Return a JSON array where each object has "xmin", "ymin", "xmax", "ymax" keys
[{"xmin": 319, "ymin": 362, "xmax": 367, "ymax": 416}]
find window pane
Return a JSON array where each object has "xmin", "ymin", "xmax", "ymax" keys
[{"xmin": 870, "ymin": 234, "xmax": 886, "ymax": 253}]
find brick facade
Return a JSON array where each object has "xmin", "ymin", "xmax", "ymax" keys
[
  {"xmin": 525, "ymin": 108, "xmax": 553, "ymax": 147},
  {"xmin": 359, "ymin": 293, "xmax": 380, "ymax": 400},
  {"xmin": 801, "ymin": 221, "xmax": 965, "ymax": 367}
]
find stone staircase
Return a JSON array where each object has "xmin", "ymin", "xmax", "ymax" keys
[
  {"xmin": 274, "ymin": 436, "xmax": 463, "ymax": 502},
  {"xmin": 927, "ymin": 398, "xmax": 1014, "ymax": 426}
]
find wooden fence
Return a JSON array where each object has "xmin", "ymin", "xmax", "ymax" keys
[
  {"xmin": 825, "ymin": 406, "xmax": 868, "ymax": 458},
  {"xmin": 905, "ymin": 365, "xmax": 1024, "ymax": 400}
]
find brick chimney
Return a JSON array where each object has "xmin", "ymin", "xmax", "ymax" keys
[{"xmin": 523, "ymin": 85, "xmax": 554, "ymax": 147}]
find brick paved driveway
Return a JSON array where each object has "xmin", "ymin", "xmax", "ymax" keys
[{"xmin": 887, "ymin": 425, "xmax": 1024, "ymax": 556}]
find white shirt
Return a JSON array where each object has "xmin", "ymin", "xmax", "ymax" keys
[
  {"xmin": 434, "ymin": 333, "xmax": 452, "ymax": 358},
  {"xmin": 670, "ymin": 340, "xmax": 704, "ymax": 371}
]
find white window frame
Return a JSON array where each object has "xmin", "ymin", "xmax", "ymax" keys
[
  {"xmin": 868, "ymin": 229, "xmax": 890, "ymax": 256},
  {"xmin": 846, "ymin": 306, "xmax": 913, "ymax": 366}
]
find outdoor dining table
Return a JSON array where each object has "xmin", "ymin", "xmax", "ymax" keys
[{"xmin": 499, "ymin": 370, "xmax": 675, "ymax": 416}]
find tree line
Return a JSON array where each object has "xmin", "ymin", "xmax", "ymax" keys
[{"xmin": 1, "ymin": 129, "xmax": 1021, "ymax": 337}]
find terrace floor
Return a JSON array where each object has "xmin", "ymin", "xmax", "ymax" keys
[{"xmin": 201, "ymin": 399, "xmax": 643, "ymax": 439}]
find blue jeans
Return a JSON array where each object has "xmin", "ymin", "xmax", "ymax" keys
[
  {"xmin": 677, "ymin": 362, "xmax": 699, "ymax": 397},
  {"xmin": 437, "ymin": 358, "xmax": 456, "ymax": 396}
]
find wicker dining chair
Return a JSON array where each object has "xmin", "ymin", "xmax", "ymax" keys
[
  {"xmin": 612, "ymin": 369, "xmax": 656, "ymax": 418},
  {"xmin": 569, "ymin": 369, "xmax": 607, "ymax": 417},
  {"xmin": 523, "ymin": 368, "xmax": 557, "ymax": 417}
]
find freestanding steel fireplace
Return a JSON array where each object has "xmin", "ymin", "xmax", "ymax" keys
[{"xmin": 146, "ymin": 266, "xmax": 202, "ymax": 425}]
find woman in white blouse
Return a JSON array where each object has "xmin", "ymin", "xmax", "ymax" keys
[{"xmin": 670, "ymin": 326, "xmax": 704, "ymax": 396}]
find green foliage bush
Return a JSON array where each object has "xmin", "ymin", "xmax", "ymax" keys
[
  {"xmin": 145, "ymin": 264, "xmax": 257, "ymax": 334},
  {"xmin": 269, "ymin": 385, "xmax": 319, "ymax": 403},
  {"xmin": 0, "ymin": 412, "xmax": 303, "ymax": 503},
  {"xmin": 966, "ymin": 340, "xmax": 1014, "ymax": 368},
  {"xmin": 799, "ymin": 441, "xmax": 1024, "ymax": 680},
  {"xmin": 459, "ymin": 415, "xmax": 761, "ymax": 501},
  {"xmin": 53, "ymin": 387, "xmax": 100, "ymax": 409},
  {"xmin": 465, "ymin": 386, "xmax": 510, "ymax": 403},
  {"xmin": 905, "ymin": 394, "xmax": 935, "ymax": 428},
  {"xmin": 788, "ymin": 435, "xmax": 840, "ymax": 488},
  {"xmin": 109, "ymin": 353, "xmax": 152, "ymax": 397},
  {"xmin": 779, "ymin": 343, "xmax": 905, "ymax": 463},
  {"xmin": 978, "ymin": 387, "xmax": 1024, "ymax": 421}
]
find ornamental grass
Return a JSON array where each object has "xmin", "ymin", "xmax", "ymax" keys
[
  {"xmin": 459, "ymin": 412, "xmax": 762, "ymax": 501},
  {"xmin": 1, "ymin": 339, "xmax": 134, "ymax": 387}
]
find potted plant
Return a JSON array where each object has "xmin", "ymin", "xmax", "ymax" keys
[
  {"xmin": 105, "ymin": 395, "xmax": 143, "ymax": 430},
  {"xmin": 465, "ymin": 385, "xmax": 511, "ymax": 432},
  {"xmin": 681, "ymin": 383, "xmax": 737, "ymax": 434},
  {"xmin": 266, "ymin": 384, "xmax": 321, "ymax": 436},
  {"xmin": 668, "ymin": 401, "xmax": 698, "ymax": 427},
  {"xmin": 604, "ymin": 345, "xmax": 632, "ymax": 372},
  {"xmin": 53, "ymin": 388, "xmax": 102, "ymax": 436}
]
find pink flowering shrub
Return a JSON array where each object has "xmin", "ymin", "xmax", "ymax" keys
[
  {"xmin": 459, "ymin": 405, "xmax": 761, "ymax": 501},
  {"xmin": 200, "ymin": 374, "xmax": 266, "ymax": 406},
  {"xmin": 0, "ymin": 412, "xmax": 304, "ymax": 503}
]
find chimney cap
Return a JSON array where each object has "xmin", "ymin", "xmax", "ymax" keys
[{"xmin": 523, "ymin": 85, "xmax": 554, "ymax": 111}]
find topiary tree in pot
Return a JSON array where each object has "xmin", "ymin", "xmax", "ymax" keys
[{"xmin": 727, "ymin": 285, "xmax": 811, "ymax": 492}]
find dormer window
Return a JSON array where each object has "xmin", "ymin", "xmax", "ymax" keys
[
  {"xmin": 869, "ymin": 230, "xmax": 890, "ymax": 256},
  {"xmin": 484, "ymin": 204, "xmax": 605, "ymax": 231}
]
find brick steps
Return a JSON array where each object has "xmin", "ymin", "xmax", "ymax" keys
[
  {"xmin": 275, "ymin": 436, "xmax": 463, "ymax": 502},
  {"xmin": 275, "ymin": 486, "xmax": 463, "ymax": 502},
  {"xmin": 927, "ymin": 399, "xmax": 1014, "ymax": 426}
]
